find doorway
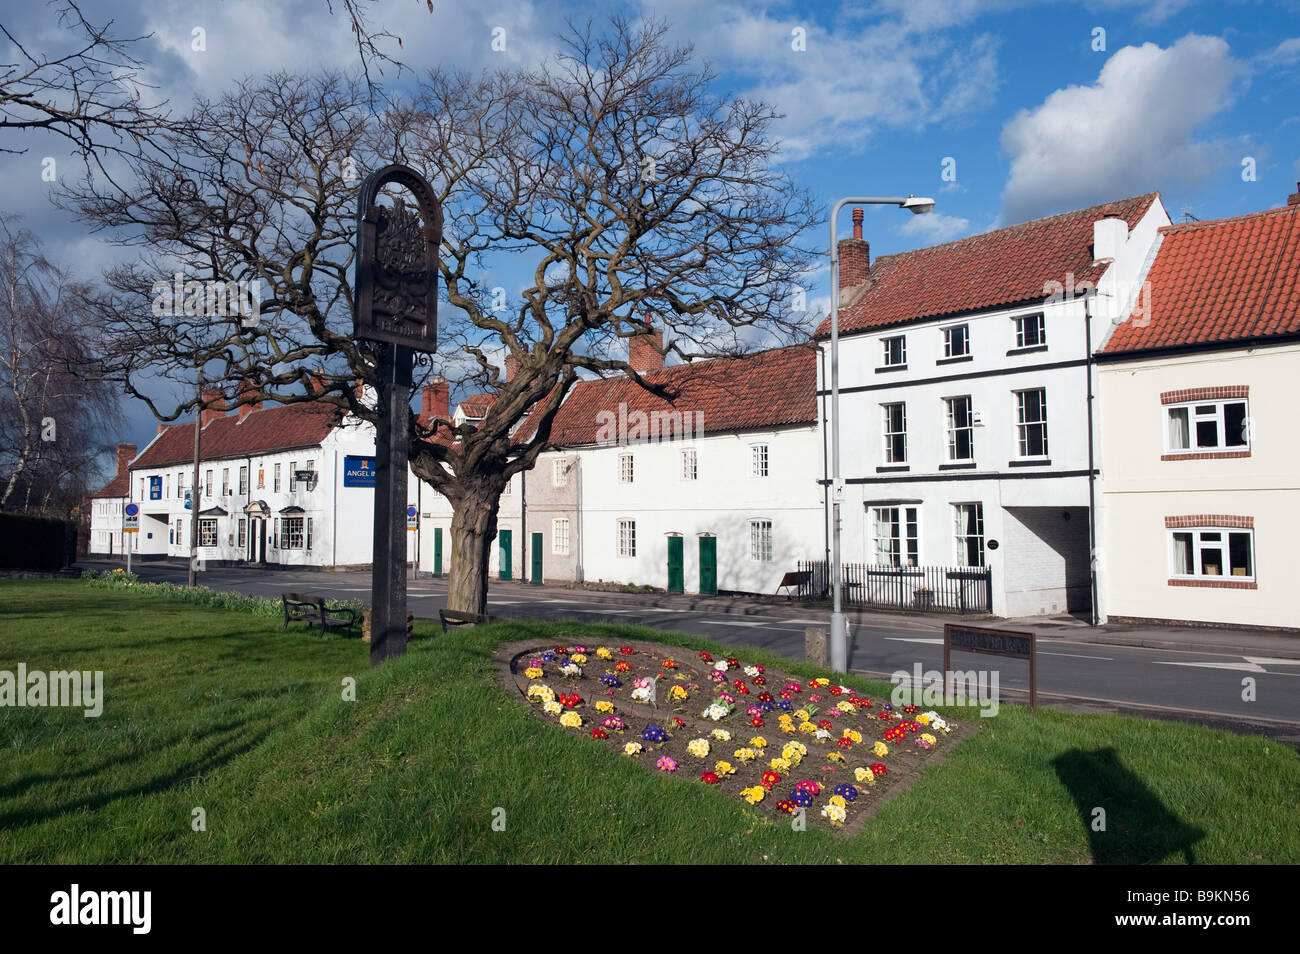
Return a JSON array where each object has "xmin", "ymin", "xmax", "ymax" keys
[
  {"xmin": 666, "ymin": 535, "xmax": 684, "ymax": 593},
  {"xmin": 698, "ymin": 535, "xmax": 717, "ymax": 595},
  {"xmin": 498, "ymin": 528, "xmax": 512, "ymax": 581}
]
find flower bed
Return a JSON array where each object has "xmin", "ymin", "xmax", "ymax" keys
[{"xmin": 502, "ymin": 638, "xmax": 967, "ymax": 833}]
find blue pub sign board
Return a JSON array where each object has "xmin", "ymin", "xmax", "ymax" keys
[
  {"xmin": 343, "ymin": 456, "xmax": 376, "ymax": 488},
  {"xmin": 149, "ymin": 476, "xmax": 162, "ymax": 499}
]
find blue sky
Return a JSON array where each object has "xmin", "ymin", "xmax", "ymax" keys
[{"xmin": 3, "ymin": 0, "xmax": 1298, "ymax": 476}]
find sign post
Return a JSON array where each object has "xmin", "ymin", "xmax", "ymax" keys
[
  {"xmin": 123, "ymin": 502, "xmax": 139, "ymax": 574},
  {"xmin": 943, "ymin": 623, "xmax": 1038, "ymax": 712},
  {"xmin": 353, "ymin": 164, "xmax": 442, "ymax": 666}
]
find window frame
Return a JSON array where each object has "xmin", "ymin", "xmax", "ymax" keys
[
  {"xmin": 881, "ymin": 335, "xmax": 907, "ymax": 367},
  {"xmin": 1163, "ymin": 399, "xmax": 1250, "ymax": 453},
  {"xmin": 750, "ymin": 443, "xmax": 769, "ymax": 478},
  {"xmin": 617, "ymin": 519, "xmax": 637, "ymax": 558},
  {"xmin": 282, "ymin": 515, "xmax": 305, "ymax": 550},
  {"xmin": 680, "ymin": 448, "xmax": 698, "ymax": 481},
  {"xmin": 749, "ymin": 518, "xmax": 774, "ymax": 562},
  {"xmin": 619, "ymin": 454, "xmax": 634, "ymax": 484},
  {"xmin": 1014, "ymin": 313, "xmax": 1046, "ymax": 349},
  {"xmin": 871, "ymin": 506, "xmax": 919, "ymax": 567},
  {"xmin": 943, "ymin": 323, "xmax": 970, "ymax": 358},
  {"xmin": 1014, "ymin": 388, "xmax": 1050, "ymax": 458},
  {"xmin": 953, "ymin": 502, "xmax": 986, "ymax": 567},
  {"xmin": 552, "ymin": 518, "xmax": 570, "ymax": 555},
  {"xmin": 552, "ymin": 458, "xmax": 569, "ymax": 487},
  {"xmin": 945, "ymin": 395, "xmax": 975, "ymax": 462},
  {"xmin": 198, "ymin": 517, "xmax": 218, "ymax": 548},
  {"xmin": 882, "ymin": 402, "xmax": 907, "ymax": 464},
  {"xmin": 1169, "ymin": 527, "xmax": 1255, "ymax": 581}
]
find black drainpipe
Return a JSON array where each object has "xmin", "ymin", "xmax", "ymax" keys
[{"xmin": 1084, "ymin": 294, "xmax": 1100, "ymax": 626}]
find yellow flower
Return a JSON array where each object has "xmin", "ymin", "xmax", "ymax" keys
[
  {"xmin": 596, "ymin": 647, "xmax": 613, "ymax": 659},
  {"xmin": 559, "ymin": 711, "xmax": 582, "ymax": 728},
  {"xmin": 595, "ymin": 700, "xmax": 614, "ymax": 713},
  {"xmin": 733, "ymin": 747, "xmax": 757, "ymax": 762},
  {"xmin": 821, "ymin": 803, "xmax": 847, "ymax": 825},
  {"xmin": 687, "ymin": 738, "xmax": 710, "ymax": 758},
  {"xmin": 916, "ymin": 713, "xmax": 931, "ymax": 725},
  {"xmin": 793, "ymin": 709, "xmax": 811, "ymax": 722},
  {"xmin": 798, "ymin": 721, "xmax": 817, "ymax": 734},
  {"xmin": 714, "ymin": 760, "xmax": 735, "ymax": 776},
  {"xmin": 749, "ymin": 736, "xmax": 767, "ymax": 749},
  {"xmin": 711, "ymin": 728, "xmax": 731, "ymax": 742},
  {"xmin": 571, "ymin": 653, "xmax": 587, "ymax": 664},
  {"xmin": 837, "ymin": 701, "xmax": 855, "ymax": 713},
  {"xmin": 829, "ymin": 794, "xmax": 847, "ymax": 809},
  {"xmin": 842, "ymin": 729, "xmax": 863, "ymax": 744},
  {"xmin": 669, "ymin": 685, "xmax": 688, "ymax": 701},
  {"xmin": 543, "ymin": 700, "xmax": 562, "ymax": 716},
  {"xmin": 741, "ymin": 785, "xmax": 766, "ymax": 805},
  {"xmin": 855, "ymin": 767, "xmax": 875, "ymax": 785},
  {"xmin": 770, "ymin": 757, "xmax": 791, "ymax": 773},
  {"xmin": 524, "ymin": 666, "xmax": 543, "ymax": 679},
  {"xmin": 827, "ymin": 751, "xmax": 846, "ymax": 765},
  {"xmin": 873, "ymin": 741, "xmax": 889, "ymax": 758},
  {"xmin": 623, "ymin": 742, "xmax": 643, "ymax": 756},
  {"xmin": 920, "ymin": 732, "xmax": 937, "ymax": 746}
]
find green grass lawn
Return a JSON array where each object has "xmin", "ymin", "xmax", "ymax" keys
[{"xmin": 1, "ymin": 580, "xmax": 1297, "ymax": 864}]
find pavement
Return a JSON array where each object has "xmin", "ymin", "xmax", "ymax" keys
[{"xmin": 73, "ymin": 557, "xmax": 1300, "ymax": 742}]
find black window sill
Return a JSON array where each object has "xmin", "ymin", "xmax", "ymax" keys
[
  {"xmin": 1007, "ymin": 458, "xmax": 1051, "ymax": 467},
  {"xmin": 875, "ymin": 465, "xmax": 910, "ymax": 473},
  {"xmin": 937, "ymin": 354, "xmax": 973, "ymax": 365},
  {"xmin": 875, "ymin": 364, "xmax": 909, "ymax": 373},
  {"xmin": 938, "ymin": 462, "xmax": 978, "ymax": 470},
  {"xmin": 1007, "ymin": 344, "xmax": 1049, "ymax": 356}
]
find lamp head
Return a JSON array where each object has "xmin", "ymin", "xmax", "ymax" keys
[{"xmin": 902, "ymin": 195, "xmax": 935, "ymax": 214}]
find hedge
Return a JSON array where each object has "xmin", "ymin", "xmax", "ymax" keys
[{"xmin": 0, "ymin": 513, "xmax": 77, "ymax": 571}]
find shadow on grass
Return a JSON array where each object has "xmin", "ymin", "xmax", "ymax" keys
[
  {"xmin": 1052, "ymin": 747, "xmax": 1204, "ymax": 864},
  {"xmin": 0, "ymin": 721, "xmax": 274, "ymax": 831}
]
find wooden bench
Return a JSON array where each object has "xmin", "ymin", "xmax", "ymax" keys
[
  {"xmin": 439, "ymin": 608, "xmax": 497, "ymax": 633},
  {"xmin": 282, "ymin": 592, "xmax": 361, "ymax": 638}
]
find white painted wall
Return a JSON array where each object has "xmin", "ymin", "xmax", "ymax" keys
[{"xmin": 1099, "ymin": 342, "xmax": 1300, "ymax": 628}]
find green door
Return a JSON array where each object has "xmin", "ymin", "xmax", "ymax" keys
[
  {"xmin": 699, "ymin": 535, "xmax": 717, "ymax": 595},
  {"xmin": 667, "ymin": 535, "xmax": 684, "ymax": 593},
  {"xmin": 433, "ymin": 527, "xmax": 443, "ymax": 576},
  {"xmin": 531, "ymin": 532, "xmax": 543, "ymax": 585},
  {"xmin": 498, "ymin": 529, "xmax": 512, "ymax": 581}
]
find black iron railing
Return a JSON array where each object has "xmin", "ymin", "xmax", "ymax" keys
[{"xmin": 794, "ymin": 560, "xmax": 991, "ymax": 614}]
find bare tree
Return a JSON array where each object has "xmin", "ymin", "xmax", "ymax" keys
[
  {"xmin": 66, "ymin": 18, "xmax": 818, "ymax": 614},
  {"xmin": 0, "ymin": 214, "xmax": 120, "ymax": 514}
]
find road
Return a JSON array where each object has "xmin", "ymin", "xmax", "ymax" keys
[{"xmin": 79, "ymin": 560, "xmax": 1300, "ymax": 741}]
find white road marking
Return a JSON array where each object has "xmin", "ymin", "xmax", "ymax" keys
[
  {"xmin": 1039, "ymin": 651, "xmax": 1113, "ymax": 660},
  {"xmin": 884, "ymin": 637, "xmax": 946, "ymax": 645},
  {"xmin": 1244, "ymin": 657, "xmax": 1300, "ymax": 666},
  {"xmin": 705, "ymin": 619, "xmax": 769, "ymax": 627},
  {"xmin": 1154, "ymin": 661, "xmax": 1266, "ymax": 673}
]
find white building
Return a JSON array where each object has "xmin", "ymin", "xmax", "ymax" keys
[
  {"xmin": 87, "ymin": 442, "xmax": 136, "ymax": 557},
  {"xmin": 817, "ymin": 194, "xmax": 1170, "ymax": 618},
  {"xmin": 125, "ymin": 390, "xmax": 416, "ymax": 569},
  {"xmin": 415, "ymin": 341, "xmax": 826, "ymax": 595},
  {"xmin": 1097, "ymin": 187, "xmax": 1300, "ymax": 630}
]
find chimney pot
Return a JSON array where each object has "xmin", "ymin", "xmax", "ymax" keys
[
  {"xmin": 505, "ymin": 355, "xmax": 519, "ymax": 382},
  {"xmin": 115, "ymin": 443, "xmax": 137, "ymax": 477},
  {"xmin": 852, "ymin": 206, "xmax": 864, "ymax": 240},
  {"xmin": 1288, "ymin": 181, "xmax": 1300, "ymax": 206},
  {"xmin": 420, "ymin": 376, "xmax": 450, "ymax": 423},
  {"xmin": 838, "ymin": 210, "xmax": 870, "ymax": 292},
  {"xmin": 237, "ymin": 380, "xmax": 261, "ymax": 421},
  {"xmin": 201, "ymin": 387, "xmax": 225, "ymax": 427}
]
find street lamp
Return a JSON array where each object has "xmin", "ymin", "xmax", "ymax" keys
[{"xmin": 827, "ymin": 194, "xmax": 934, "ymax": 673}]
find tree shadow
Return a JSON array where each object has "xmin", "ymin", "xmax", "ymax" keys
[{"xmin": 1052, "ymin": 747, "xmax": 1204, "ymax": 864}]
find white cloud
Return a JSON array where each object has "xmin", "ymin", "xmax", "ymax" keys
[
  {"xmin": 898, "ymin": 212, "xmax": 973, "ymax": 242},
  {"xmin": 634, "ymin": 0, "xmax": 1002, "ymax": 160},
  {"xmin": 999, "ymin": 34, "xmax": 1243, "ymax": 223},
  {"xmin": 1259, "ymin": 37, "xmax": 1300, "ymax": 66}
]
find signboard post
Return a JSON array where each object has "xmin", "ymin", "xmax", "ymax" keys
[
  {"xmin": 353, "ymin": 163, "xmax": 442, "ymax": 666},
  {"xmin": 123, "ymin": 502, "xmax": 139, "ymax": 573},
  {"xmin": 943, "ymin": 623, "xmax": 1038, "ymax": 712}
]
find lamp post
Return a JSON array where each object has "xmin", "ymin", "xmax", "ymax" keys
[{"xmin": 827, "ymin": 194, "xmax": 934, "ymax": 673}]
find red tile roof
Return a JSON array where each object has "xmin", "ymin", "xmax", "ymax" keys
[
  {"xmin": 457, "ymin": 393, "xmax": 498, "ymax": 420},
  {"xmin": 1102, "ymin": 203, "xmax": 1300, "ymax": 355},
  {"xmin": 543, "ymin": 344, "xmax": 817, "ymax": 447},
  {"xmin": 130, "ymin": 402, "xmax": 343, "ymax": 470},
  {"xmin": 814, "ymin": 193, "xmax": 1161, "ymax": 338},
  {"xmin": 90, "ymin": 470, "xmax": 130, "ymax": 499}
]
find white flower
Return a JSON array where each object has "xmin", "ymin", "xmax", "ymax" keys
[
  {"xmin": 814, "ymin": 729, "xmax": 832, "ymax": 741},
  {"xmin": 710, "ymin": 728, "xmax": 731, "ymax": 742},
  {"xmin": 713, "ymin": 660, "xmax": 728, "ymax": 672},
  {"xmin": 631, "ymin": 687, "xmax": 651, "ymax": 703},
  {"xmin": 702, "ymin": 703, "xmax": 728, "ymax": 721},
  {"xmin": 744, "ymin": 666, "xmax": 760, "ymax": 677}
]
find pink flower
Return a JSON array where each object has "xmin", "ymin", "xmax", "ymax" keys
[{"xmin": 657, "ymin": 756, "xmax": 678, "ymax": 772}]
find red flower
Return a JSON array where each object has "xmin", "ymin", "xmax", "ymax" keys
[
  {"xmin": 870, "ymin": 762, "xmax": 888, "ymax": 776},
  {"xmin": 615, "ymin": 661, "xmax": 631, "ymax": 672},
  {"xmin": 776, "ymin": 799, "xmax": 797, "ymax": 814},
  {"xmin": 662, "ymin": 659, "xmax": 677, "ymax": 669},
  {"xmin": 737, "ymin": 685, "xmax": 750, "ymax": 695},
  {"xmin": 878, "ymin": 711, "xmax": 892, "ymax": 721},
  {"xmin": 755, "ymin": 665, "xmax": 765, "ymax": 674},
  {"xmin": 726, "ymin": 657, "xmax": 740, "ymax": 668},
  {"xmin": 761, "ymin": 771, "xmax": 781, "ymax": 789},
  {"xmin": 837, "ymin": 737, "xmax": 853, "ymax": 749},
  {"xmin": 818, "ymin": 719, "xmax": 833, "ymax": 731},
  {"xmin": 757, "ymin": 692, "xmax": 774, "ymax": 703},
  {"xmin": 554, "ymin": 646, "xmax": 568, "ymax": 654},
  {"xmin": 673, "ymin": 717, "xmax": 686, "ymax": 727},
  {"xmin": 733, "ymin": 679, "xmax": 746, "ymax": 689},
  {"xmin": 699, "ymin": 651, "xmax": 713, "ymax": 663},
  {"xmin": 829, "ymin": 686, "xmax": 842, "ymax": 696},
  {"xmin": 619, "ymin": 647, "xmax": 635, "ymax": 655},
  {"xmin": 779, "ymin": 691, "xmax": 792, "ymax": 700},
  {"xmin": 750, "ymin": 716, "xmax": 765, "ymax": 727},
  {"xmin": 785, "ymin": 682, "xmax": 802, "ymax": 694},
  {"xmin": 591, "ymin": 728, "xmax": 608, "ymax": 740},
  {"xmin": 700, "ymin": 772, "xmax": 720, "ymax": 784},
  {"xmin": 753, "ymin": 675, "xmax": 767, "ymax": 686}
]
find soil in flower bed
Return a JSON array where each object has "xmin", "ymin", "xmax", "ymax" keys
[{"xmin": 496, "ymin": 637, "xmax": 975, "ymax": 835}]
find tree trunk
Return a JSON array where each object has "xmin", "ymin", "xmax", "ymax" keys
[{"xmin": 446, "ymin": 484, "xmax": 501, "ymax": 617}]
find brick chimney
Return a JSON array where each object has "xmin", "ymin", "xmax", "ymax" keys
[
  {"xmin": 504, "ymin": 355, "xmax": 519, "ymax": 382},
  {"xmin": 237, "ymin": 380, "xmax": 261, "ymax": 422},
  {"xmin": 420, "ymin": 376, "xmax": 450, "ymax": 423},
  {"xmin": 308, "ymin": 373, "xmax": 327, "ymax": 394},
  {"xmin": 1289, "ymin": 181, "xmax": 1300, "ymax": 206},
  {"xmin": 629, "ymin": 328, "xmax": 664, "ymax": 373},
  {"xmin": 114, "ymin": 443, "xmax": 136, "ymax": 478},
  {"xmin": 838, "ymin": 207, "xmax": 870, "ymax": 291},
  {"xmin": 157, "ymin": 423, "xmax": 167, "ymax": 435},
  {"xmin": 200, "ymin": 387, "xmax": 225, "ymax": 427}
]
